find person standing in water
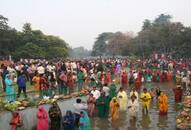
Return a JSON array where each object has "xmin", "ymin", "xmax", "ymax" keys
[
  {"xmin": 48, "ymin": 102, "xmax": 62, "ymax": 130},
  {"xmin": 10, "ymin": 112, "xmax": 23, "ymax": 130},
  {"xmin": 79, "ymin": 110, "xmax": 91, "ymax": 130},
  {"xmin": 62, "ymin": 110, "xmax": 75, "ymax": 130},
  {"xmin": 110, "ymin": 97, "xmax": 120, "ymax": 121},
  {"xmin": 127, "ymin": 95, "xmax": 139, "ymax": 120},
  {"xmin": 96, "ymin": 92, "xmax": 110, "ymax": 118},
  {"xmin": 87, "ymin": 93, "xmax": 96, "ymax": 117},
  {"xmin": 36, "ymin": 106, "xmax": 49, "ymax": 130},
  {"xmin": 140, "ymin": 88, "xmax": 151, "ymax": 114},
  {"xmin": 158, "ymin": 91, "xmax": 168, "ymax": 115},
  {"xmin": 117, "ymin": 87, "xmax": 128, "ymax": 111}
]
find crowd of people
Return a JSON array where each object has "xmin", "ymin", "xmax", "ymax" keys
[{"xmin": 1, "ymin": 55, "xmax": 191, "ymax": 130}]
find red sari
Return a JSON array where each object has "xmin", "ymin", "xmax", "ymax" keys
[
  {"xmin": 10, "ymin": 112, "xmax": 22, "ymax": 130},
  {"xmin": 121, "ymin": 72, "xmax": 128, "ymax": 85},
  {"xmin": 173, "ymin": 87, "xmax": 183, "ymax": 102},
  {"xmin": 166, "ymin": 72, "xmax": 172, "ymax": 82},
  {"xmin": 37, "ymin": 107, "xmax": 49, "ymax": 130},
  {"xmin": 105, "ymin": 72, "xmax": 112, "ymax": 85},
  {"xmin": 135, "ymin": 77, "xmax": 142, "ymax": 92}
]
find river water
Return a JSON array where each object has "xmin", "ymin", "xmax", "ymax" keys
[
  {"xmin": 91, "ymin": 82, "xmax": 178, "ymax": 130},
  {"xmin": 0, "ymin": 82, "xmax": 178, "ymax": 130}
]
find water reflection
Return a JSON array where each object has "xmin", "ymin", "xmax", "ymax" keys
[
  {"xmin": 139, "ymin": 113, "xmax": 151, "ymax": 130},
  {"xmin": 127, "ymin": 118, "xmax": 137, "ymax": 130},
  {"xmin": 157, "ymin": 115, "xmax": 168, "ymax": 130}
]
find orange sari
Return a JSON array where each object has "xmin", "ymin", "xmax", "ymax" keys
[
  {"xmin": 110, "ymin": 97, "xmax": 120, "ymax": 121},
  {"xmin": 32, "ymin": 76, "xmax": 40, "ymax": 91},
  {"xmin": 158, "ymin": 93, "xmax": 168, "ymax": 115}
]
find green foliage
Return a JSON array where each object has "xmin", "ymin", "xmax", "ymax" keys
[
  {"xmin": 91, "ymin": 32, "xmax": 115, "ymax": 56},
  {"xmin": 92, "ymin": 14, "xmax": 191, "ymax": 58},
  {"xmin": 14, "ymin": 42, "xmax": 46, "ymax": 59},
  {"xmin": 0, "ymin": 15, "xmax": 69, "ymax": 60}
]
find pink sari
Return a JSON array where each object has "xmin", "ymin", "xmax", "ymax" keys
[{"xmin": 37, "ymin": 106, "xmax": 49, "ymax": 130}]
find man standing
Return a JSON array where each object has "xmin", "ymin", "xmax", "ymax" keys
[
  {"xmin": 91, "ymin": 86, "xmax": 100, "ymax": 100},
  {"xmin": 77, "ymin": 69, "xmax": 85, "ymax": 91},
  {"xmin": 17, "ymin": 73, "xmax": 27, "ymax": 98}
]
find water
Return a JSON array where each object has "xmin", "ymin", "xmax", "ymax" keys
[
  {"xmin": 0, "ymin": 83, "xmax": 178, "ymax": 130},
  {"xmin": 91, "ymin": 82, "xmax": 177, "ymax": 130}
]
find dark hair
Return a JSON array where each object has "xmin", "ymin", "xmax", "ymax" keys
[
  {"xmin": 80, "ymin": 111, "xmax": 84, "ymax": 115},
  {"xmin": 76, "ymin": 98, "xmax": 81, "ymax": 103},
  {"xmin": 143, "ymin": 88, "xmax": 147, "ymax": 91}
]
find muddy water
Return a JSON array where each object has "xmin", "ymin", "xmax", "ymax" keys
[
  {"xmin": 91, "ymin": 82, "xmax": 178, "ymax": 130},
  {"xmin": 0, "ymin": 83, "xmax": 178, "ymax": 130}
]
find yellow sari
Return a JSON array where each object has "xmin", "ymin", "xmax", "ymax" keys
[{"xmin": 117, "ymin": 91, "xmax": 127, "ymax": 111}]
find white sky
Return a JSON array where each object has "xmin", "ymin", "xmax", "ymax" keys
[{"xmin": 1, "ymin": 0, "xmax": 191, "ymax": 49}]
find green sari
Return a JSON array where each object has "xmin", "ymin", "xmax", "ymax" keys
[
  {"xmin": 109, "ymin": 84, "xmax": 117, "ymax": 98},
  {"xmin": 79, "ymin": 110, "xmax": 91, "ymax": 130},
  {"xmin": 96, "ymin": 96, "xmax": 110, "ymax": 118}
]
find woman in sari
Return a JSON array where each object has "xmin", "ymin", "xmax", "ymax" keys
[
  {"xmin": 135, "ymin": 77, "xmax": 142, "ymax": 92},
  {"xmin": 117, "ymin": 87, "xmax": 127, "ymax": 111},
  {"xmin": 37, "ymin": 106, "xmax": 49, "ymax": 130},
  {"xmin": 166, "ymin": 71, "xmax": 172, "ymax": 82},
  {"xmin": 121, "ymin": 71, "xmax": 128, "ymax": 90},
  {"xmin": 96, "ymin": 92, "xmax": 110, "ymax": 118},
  {"xmin": 79, "ymin": 110, "xmax": 91, "ymax": 130},
  {"xmin": 87, "ymin": 93, "xmax": 96, "ymax": 117},
  {"xmin": 158, "ymin": 92, "xmax": 168, "ymax": 115},
  {"xmin": 32, "ymin": 73, "xmax": 41, "ymax": 97},
  {"xmin": 63, "ymin": 110, "xmax": 75, "ymax": 130},
  {"xmin": 40, "ymin": 74, "xmax": 49, "ymax": 98},
  {"xmin": 48, "ymin": 102, "xmax": 62, "ymax": 130},
  {"xmin": 172, "ymin": 85, "xmax": 183, "ymax": 102},
  {"xmin": 5, "ymin": 74, "xmax": 15, "ymax": 102},
  {"xmin": 110, "ymin": 97, "xmax": 120, "ymax": 121},
  {"xmin": 109, "ymin": 83, "xmax": 117, "ymax": 98},
  {"xmin": 10, "ymin": 112, "xmax": 23, "ymax": 130},
  {"xmin": 67, "ymin": 72, "xmax": 74, "ymax": 94}
]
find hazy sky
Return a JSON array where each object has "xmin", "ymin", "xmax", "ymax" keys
[{"xmin": 1, "ymin": 0, "xmax": 191, "ymax": 49}]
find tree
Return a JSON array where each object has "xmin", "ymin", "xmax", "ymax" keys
[
  {"xmin": 91, "ymin": 32, "xmax": 114, "ymax": 56},
  {"xmin": 142, "ymin": 19, "xmax": 152, "ymax": 30},
  {"xmin": 0, "ymin": 15, "xmax": 69, "ymax": 60},
  {"xmin": 0, "ymin": 15, "xmax": 9, "ymax": 30},
  {"xmin": 14, "ymin": 42, "xmax": 45, "ymax": 59},
  {"xmin": 0, "ymin": 15, "xmax": 19, "ymax": 57},
  {"xmin": 107, "ymin": 32, "xmax": 132, "ymax": 56},
  {"xmin": 154, "ymin": 14, "xmax": 172, "ymax": 25}
]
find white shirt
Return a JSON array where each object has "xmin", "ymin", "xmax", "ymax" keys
[
  {"xmin": 127, "ymin": 100, "xmax": 139, "ymax": 117},
  {"xmin": 133, "ymin": 73, "xmax": 138, "ymax": 79},
  {"xmin": 130, "ymin": 91, "xmax": 139, "ymax": 100},
  {"xmin": 103, "ymin": 86, "xmax": 110, "ymax": 97},
  {"xmin": 37, "ymin": 66, "xmax": 45, "ymax": 74},
  {"xmin": 91, "ymin": 90, "xmax": 101, "ymax": 99}
]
